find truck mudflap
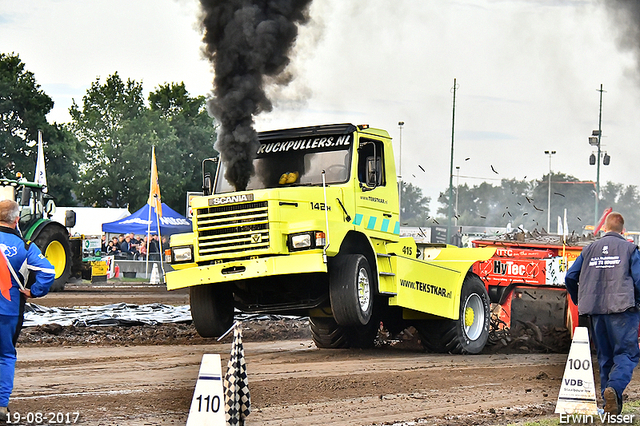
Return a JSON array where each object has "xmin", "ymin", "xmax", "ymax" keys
[{"xmin": 165, "ymin": 251, "xmax": 327, "ymax": 290}]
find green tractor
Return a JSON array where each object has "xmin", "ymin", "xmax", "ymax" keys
[{"xmin": 0, "ymin": 177, "xmax": 74, "ymax": 291}]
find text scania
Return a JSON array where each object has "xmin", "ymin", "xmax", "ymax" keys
[
  {"xmin": 257, "ymin": 135, "xmax": 351, "ymax": 154},
  {"xmin": 400, "ymin": 279, "xmax": 452, "ymax": 299},
  {"xmin": 208, "ymin": 194, "xmax": 254, "ymax": 206}
]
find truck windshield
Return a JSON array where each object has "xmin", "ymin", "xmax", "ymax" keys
[{"xmin": 215, "ymin": 145, "xmax": 352, "ymax": 194}]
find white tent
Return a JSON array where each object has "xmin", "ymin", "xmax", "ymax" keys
[{"xmin": 51, "ymin": 207, "xmax": 130, "ymax": 236}]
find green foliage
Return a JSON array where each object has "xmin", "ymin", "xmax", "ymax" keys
[
  {"xmin": 70, "ymin": 72, "xmax": 155, "ymax": 208},
  {"xmin": 400, "ymin": 182, "xmax": 430, "ymax": 226},
  {"xmin": 0, "ymin": 52, "xmax": 53, "ymax": 177},
  {"xmin": 42, "ymin": 123, "xmax": 83, "ymax": 206},
  {"xmin": 148, "ymin": 82, "xmax": 218, "ymax": 206},
  {"xmin": 437, "ymin": 173, "xmax": 640, "ymax": 233},
  {"xmin": 0, "ymin": 53, "xmax": 82, "ymax": 205},
  {"xmin": 70, "ymin": 76, "xmax": 217, "ymax": 214},
  {"xmin": 600, "ymin": 182, "xmax": 640, "ymax": 230}
]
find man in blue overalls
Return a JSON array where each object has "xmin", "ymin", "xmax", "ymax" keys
[
  {"xmin": 0, "ymin": 200, "xmax": 55, "ymax": 422},
  {"xmin": 565, "ymin": 212, "xmax": 640, "ymax": 415}
]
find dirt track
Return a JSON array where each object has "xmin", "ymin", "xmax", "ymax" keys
[{"xmin": 10, "ymin": 282, "xmax": 640, "ymax": 425}]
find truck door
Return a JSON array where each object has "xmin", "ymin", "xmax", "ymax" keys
[{"xmin": 352, "ymin": 137, "xmax": 399, "ymax": 242}]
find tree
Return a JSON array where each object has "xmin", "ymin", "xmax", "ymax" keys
[
  {"xmin": 0, "ymin": 53, "xmax": 84, "ymax": 205},
  {"xmin": 70, "ymin": 75, "xmax": 220, "ymax": 214},
  {"xmin": 70, "ymin": 72, "xmax": 178, "ymax": 209},
  {"xmin": 600, "ymin": 182, "xmax": 640, "ymax": 230},
  {"xmin": 0, "ymin": 53, "xmax": 53, "ymax": 176},
  {"xmin": 42, "ymin": 123, "xmax": 83, "ymax": 206},
  {"xmin": 148, "ymin": 82, "xmax": 218, "ymax": 213},
  {"xmin": 400, "ymin": 182, "xmax": 430, "ymax": 226},
  {"xmin": 436, "ymin": 173, "xmax": 640, "ymax": 233}
]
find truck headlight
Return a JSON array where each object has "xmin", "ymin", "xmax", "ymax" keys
[
  {"xmin": 290, "ymin": 233, "xmax": 312, "ymax": 249},
  {"xmin": 288, "ymin": 232, "xmax": 326, "ymax": 251},
  {"xmin": 172, "ymin": 246, "xmax": 193, "ymax": 263}
]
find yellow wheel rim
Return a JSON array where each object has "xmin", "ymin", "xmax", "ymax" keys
[
  {"xmin": 45, "ymin": 241, "xmax": 66, "ymax": 279},
  {"xmin": 464, "ymin": 306, "xmax": 475, "ymax": 327}
]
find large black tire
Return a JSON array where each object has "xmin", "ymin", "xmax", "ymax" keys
[
  {"xmin": 33, "ymin": 224, "xmax": 71, "ymax": 292},
  {"xmin": 310, "ymin": 317, "xmax": 350, "ymax": 348},
  {"xmin": 416, "ymin": 273, "xmax": 490, "ymax": 354},
  {"xmin": 415, "ymin": 319, "xmax": 451, "ymax": 353},
  {"xmin": 329, "ymin": 254, "xmax": 374, "ymax": 326},
  {"xmin": 190, "ymin": 284, "xmax": 234, "ymax": 338},
  {"xmin": 310, "ymin": 316, "xmax": 379, "ymax": 349}
]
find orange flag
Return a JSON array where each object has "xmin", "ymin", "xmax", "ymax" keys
[
  {"xmin": 147, "ymin": 146, "xmax": 162, "ymax": 217},
  {"xmin": 0, "ymin": 251, "xmax": 12, "ymax": 301}
]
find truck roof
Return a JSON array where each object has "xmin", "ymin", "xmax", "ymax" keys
[{"xmin": 258, "ymin": 123, "xmax": 390, "ymax": 141}]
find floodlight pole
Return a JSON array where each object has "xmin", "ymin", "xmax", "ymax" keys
[
  {"xmin": 447, "ymin": 78, "xmax": 457, "ymax": 244},
  {"xmin": 594, "ymin": 84, "xmax": 603, "ymax": 227},
  {"xmin": 398, "ymin": 121, "xmax": 404, "ymax": 221},
  {"xmin": 545, "ymin": 150, "xmax": 556, "ymax": 232},
  {"xmin": 455, "ymin": 166, "xmax": 460, "ymax": 226}
]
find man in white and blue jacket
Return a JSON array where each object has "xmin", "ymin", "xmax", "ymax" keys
[
  {"xmin": 565, "ymin": 212, "xmax": 640, "ymax": 416},
  {"xmin": 0, "ymin": 200, "xmax": 55, "ymax": 421}
]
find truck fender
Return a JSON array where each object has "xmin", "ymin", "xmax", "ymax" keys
[{"xmin": 334, "ymin": 230, "xmax": 379, "ymax": 292}]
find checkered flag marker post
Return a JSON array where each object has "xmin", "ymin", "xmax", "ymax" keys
[{"xmin": 224, "ymin": 322, "xmax": 251, "ymax": 425}]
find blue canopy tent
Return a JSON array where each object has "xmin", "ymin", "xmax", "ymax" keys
[{"xmin": 101, "ymin": 203, "xmax": 192, "ymax": 236}]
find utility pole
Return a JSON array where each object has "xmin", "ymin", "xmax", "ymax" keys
[
  {"xmin": 594, "ymin": 84, "xmax": 604, "ymax": 227},
  {"xmin": 446, "ymin": 78, "xmax": 457, "ymax": 244},
  {"xmin": 455, "ymin": 166, "xmax": 460, "ymax": 226},
  {"xmin": 398, "ymin": 121, "xmax": 404, "ymax": 221},
  {"xmin": 545, "ymin": 150, "xmax": 556, "ymax": 232}
]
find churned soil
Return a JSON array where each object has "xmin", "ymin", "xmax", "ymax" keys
[{"xmin": 9, "ymin": 281, "xmax": 640, "ymax": 425}]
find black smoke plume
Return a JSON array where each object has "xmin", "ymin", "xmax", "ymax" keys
[
  {"xmin": 604, "ymin": 0, "xmax": 640, "ymax": 79},
  {"xmin": 199, "ymin": 0, "xmax": 313, "ymax": 191}
]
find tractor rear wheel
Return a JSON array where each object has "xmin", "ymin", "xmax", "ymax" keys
[
  {"xmin": 190, "ymin": 284, "xmax": 234, "ymax": 338},
  {"xmin": 416, "ymin": 273, "xmax": 490, "ymax": 354},
  {"xmin": 33, "ymin": 225, "xmax": 71, "ymax": 292}
]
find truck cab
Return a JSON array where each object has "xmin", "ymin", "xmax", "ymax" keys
[{"xmin": 167, "ymin": 124, "xmax": 495, "ymax": 353}]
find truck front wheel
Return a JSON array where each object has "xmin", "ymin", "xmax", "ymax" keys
[
  {"xmin": 190, "ymin": 284, "xmax": 234, "ymax": 338},
  {"xmin": 329, "ymin": 254, "xmax": 373, "ymax": 326},
  {"xmin": 417, "ymin": 273, "xmax": 490, "ymax": 354}
]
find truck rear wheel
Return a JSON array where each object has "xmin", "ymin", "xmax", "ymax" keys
[
  {"xmin": 33, "ymin": 225, "xmax": 71, "ymax": 292},
  {"xmin": 310, "ymin": 316, "xmax": 378, "ymax": 349},
  {"xmin": 329, "ymin": 254, "xmax": 373, "ymax": 326},
  {"xmin": 417, "ymin": 273, "xmax": 490, "ymax": 354},
  {"xmin": 190, "ymin": 284, "xmax": 234, "ymax": 338}
]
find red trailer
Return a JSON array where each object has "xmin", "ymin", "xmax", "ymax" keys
[{"xmin": 472, "ymin": 233, "xmax": 593, "ymax": 342}]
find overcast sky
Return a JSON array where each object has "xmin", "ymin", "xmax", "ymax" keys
[{"xmin": 1, "ymin": 0, "xmax": 639, "ymax": 220}]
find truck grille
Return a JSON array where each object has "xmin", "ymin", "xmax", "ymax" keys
[{"xmin": 196, "ymin": 201, "xmax": 269, "ymax": 257}]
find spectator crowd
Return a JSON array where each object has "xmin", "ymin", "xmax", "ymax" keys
[{"xmin": 100, "ymin": 232, "xmax": 168, "ymax": 261}]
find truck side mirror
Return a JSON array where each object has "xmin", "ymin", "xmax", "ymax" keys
[
  {"xmin": 366, "ymin": 157, "xmax": 378, "ymax": 187},
  {"xmin": 201, "ymin": 157, "xmax": 218, "ymax": 196},
  {"xmin": 65, "ymin": 210, "xmax": 76, "ymax": 228},
  {"xmin": 203, "ymin": 173, "xmax": 213, "ymax": 196}
]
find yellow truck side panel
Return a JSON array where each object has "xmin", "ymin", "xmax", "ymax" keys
[
  {"xmin": 166, "ymin": 251, "xmax": 327, "ymax": 290},
  {"xmin": 387, "ymin": 246, "xmax": 496, "ymax": 320}
]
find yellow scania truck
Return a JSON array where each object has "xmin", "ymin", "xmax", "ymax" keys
[{"xmin": 166, "ymin": 124, "xmax": 495, "ymax": 353}]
